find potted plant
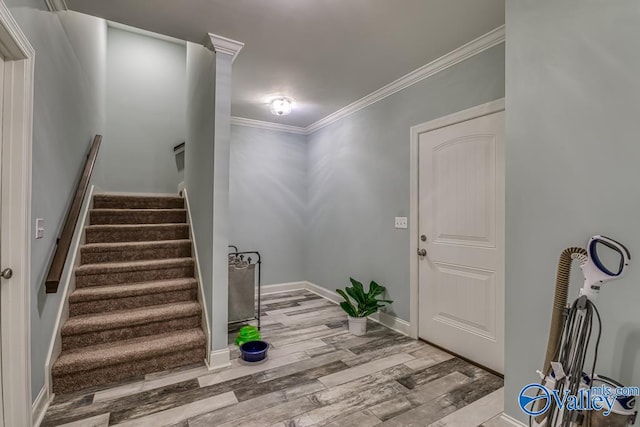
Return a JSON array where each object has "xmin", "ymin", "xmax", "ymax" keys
[{"xmin": 337, "ymin": 278, "xmax": 393, "ymax": 336}]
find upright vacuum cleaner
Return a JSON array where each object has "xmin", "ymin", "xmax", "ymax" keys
[{"xmin": 533, "ymin": 235, "xmax": 636, "ymax": 427}]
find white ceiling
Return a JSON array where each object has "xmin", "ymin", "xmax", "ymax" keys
[{"xmin": 66, "ymin": 0, "xmax": 505, "ymax": 128}]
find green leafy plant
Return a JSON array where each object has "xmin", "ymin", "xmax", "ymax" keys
[{"xmin": 336, "ymin": 278, "xmax": 393, "ymax": 318}]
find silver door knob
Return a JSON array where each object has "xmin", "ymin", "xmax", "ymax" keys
[
  {"xmin": 1, "ymin": 268, "xmax": 13, "ymax": 279},
  {"xmin": 417, "ymin": 249, "xmax": 427, "ymax": 257}
]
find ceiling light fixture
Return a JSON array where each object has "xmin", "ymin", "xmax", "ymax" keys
[{"xmin": 270, "ymin": 97, "xmax": 293, "ymax": 116}]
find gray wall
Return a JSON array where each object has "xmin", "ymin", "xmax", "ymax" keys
[
  {"xmin": 505, "ymin": 1, "xmax": 640, "ymax": 422},
  {"xmin": 103, "ymin": 27, "xmax": 186, "ymax": 193},
  {"xmin": 229, "ymin": 125, "xmax": 307, "ymax": 285},
  {"xmin": 306, "ymin": 45, "xmax": 505, "ymax": 321},
  {"xmin": 5, "ymin": 4, "xmax": 107, "ymax": 401},
  {"xmin": 185, "ymin": 41, "xmax": 215, "ymax": 332}
]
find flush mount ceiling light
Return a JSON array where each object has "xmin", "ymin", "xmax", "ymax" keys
[{"xmin": 270, "ymin": 97, "xmax": 293, "ymax": 116}]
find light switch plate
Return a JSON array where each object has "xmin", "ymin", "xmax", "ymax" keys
[
  {"xmin": 395, "ymin": 217, "xmax": 408, "ymax": 229},
  {"xmin": 35, "ymin": 218, "xmax": 44, "ymax": 239}
]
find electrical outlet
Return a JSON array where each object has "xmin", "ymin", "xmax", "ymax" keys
[
  {"xmin": 395, "ymin": 217, "xmax": 408, "ymax": 229},
  {"xmin": 35, "ymin": 218, "xmax": 44, "ymax": 239}
]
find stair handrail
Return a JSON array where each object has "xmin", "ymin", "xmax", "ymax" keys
[{"xmin": 45, "ymin": 135, "xmax": 102, "ymax": 293}]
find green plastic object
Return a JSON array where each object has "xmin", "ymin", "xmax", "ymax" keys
[{"xmin": 235, "ymin": 325, "xmax": 261, "ymax": 346}]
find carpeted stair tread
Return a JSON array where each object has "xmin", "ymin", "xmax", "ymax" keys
[
  {"xmin": 52, "ymin": 191, "xmax": 206, "ymax": 394},
  {"xmin": 52, "ymin": 328, "xmax": 205, "ymax": 376},
  {"xmin": 85, "ymin": 223, "xmax": 189, "ymax": 243},
  {"xmin": 90, "ymin": 209, "xmax": 187, "ymax": 225},
  {"xmin": 62, "ymin": 301, "xmax": 201, "ymax": 336},
  {"xmin": 76, "ymin": 257, "xmax": 194, "ymax": 276},
  {"xmin": 82, "ymin": 239, "xmax": 191, "ymax": 252},
  {"xmin": 69, "ymin": 278, "xmax": 197, "ymax": 303},
  {"xmin": 81, "ymin": 239, "xmax": 192, "ymax": 264},
  {"xmin": 93, "ymin": 194, "xmax": 184, "ymax": 210}
]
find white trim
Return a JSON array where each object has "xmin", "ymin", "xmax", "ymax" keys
[
  {"xmin": 229, "ymin": 26, "xmax": 504, "ymax": 137},
  {"xmin": 409, "ymin": 121, "xmax": 420, "ymax": 340},
  {"xmin": 206, "ymin": 348, "xmax": 231, "ymax": 371},
  {"xmin": 31, "ymin": 385, "xmax": 51, "ymax": 427},
  {"xmin": 303, "ymin": 281, "xmax": 341, "ymax": 304},
  {"xmin": 230, "ymin": 117, "xmax": 307, "ymax": 135},
  {"xmin": 261, "ymin": 281, "xmax": 310, "ymax": 295},
  {"xmin": 44, "ymin": 0, "xmax": 68, "ymax": 12},
  {"xmin": 500, "ymin": 413, "xmax": 528, "ymax": 427},
  {"xmin": 262, "ymin": 281, "xmax": 410, "ymax": 336},
  {"xmin": 369, "ymin": 311, "xmax": 411, "ymax": 337},
  {"xmin": 305, "ymin": 26, "xmax": 505, "ymax": 135},
  {"xmin": 408, "ymin": 98, "xmax": 505, "ymax": 342},
  {"xmin": 97, "ymin": 191, "xmax": 180, "ymax": 197},
  {"xmin": 410, "ymin": 98, "xmax": 505, "ymax": 135},
  {"xmin": 183, "ymin": 189, "xmax": 212, "ymax": 364},
  {"xmin": 107, "ymin": 21, "xmax": 186, "ymax": 46},
  {"xmin": 45, "ymin": 185, "xmax": 96, "ymax": 400},
  {"xmin": 206, "ymin": 33, "xmax": 244, "ymax": 62},
  {"xmin": 0, "ymin": 2, "xmax": 34, "ymax": 425}
]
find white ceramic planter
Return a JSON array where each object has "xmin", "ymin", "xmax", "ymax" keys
[{"xmin": 348, "ymin": 316, "xmax": 367, "ymax": 336}]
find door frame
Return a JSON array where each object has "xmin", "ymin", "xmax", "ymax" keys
[
  {"xmin": 0, "ymin": 1, "xmax": 35, "ymax": 426},
  {"xmin": 408, "ymin": 98, "xmax": 505, "ymax": 340}
]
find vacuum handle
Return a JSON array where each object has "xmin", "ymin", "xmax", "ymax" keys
[{"xmin": 581, "ymin": 235, "xmax": 631, "ymax": 298}]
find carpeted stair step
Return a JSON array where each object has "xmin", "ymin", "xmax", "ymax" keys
[
  {"xmin": 93, "ymin": 194, "xmax": 184, "ymax": 210},
  {"xmin": 52, "ymin": 328, "xmax": 206, "ymax": 394},
  {"xmin": 75, "ymin": 258, "xmax": 194, "ymax": 288},
  {"xmin": 61, "ymin": 301, "xmax": 202, "ymax": 350},
  {"xmin": 85, "ymin": 223, "xmax": 189, "ymax": 243},
  {"xmin": 90, "ymin": 209, "xmax": 187, "ymax": 225},
  {"xmin": 69, "ymin": 278, "xmax": 197, "ymax": 316},
  {"xmin": 81, "ymin": 240, "xmax": 192, "ymax": 264}
]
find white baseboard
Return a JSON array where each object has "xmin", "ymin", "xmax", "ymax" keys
[
  {"xmin": 500, "ymin": 413, "xmax": 527, "ymax": 427},
  {"xmin": 369, "ymin": 310, "xmax": 411, "ymax": 336},
  {"xmin": 32, "ymin": 385, "xmax": 51, "ymax": 427},
  {"xmin": 206, "ymin": 348, "xmax": 231, "ymax": 371},
  {"xmin": 304, "ymin": 281, "xmax": 342, "ymax": 304},
  {"xmin": 261, "ymin": 281, "xmax": 310, "ymax": 295},
  {"xmin": 262, "ymin": 281, "xmax": 410, "ymax": 336},
  {"xmin": 183, "ymin": 189, "xmax": 212, "ymax": 365}
]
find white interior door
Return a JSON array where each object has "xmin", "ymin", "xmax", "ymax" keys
[{"xmin": 418, "ymin": 111, "xmax": 505, "ymax": 373}]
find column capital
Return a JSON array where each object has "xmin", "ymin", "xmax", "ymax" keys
[{"xmin": 206, "ymin": 33, "xmax": 244, "ymax": 62}]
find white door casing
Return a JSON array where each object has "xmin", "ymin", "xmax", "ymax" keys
[
  {"xmin": 409, "ymin": 100, "xmax": 505, "ymax": 373},
  {"xmin": 0, "ymin": 51, "xmax": 4, "ymax": 427},
  {"xmin": 0, "ymin": 1, "xmax": 35, "ymax": 426}
]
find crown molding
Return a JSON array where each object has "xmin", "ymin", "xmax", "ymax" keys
[
  {"xmin": 45, "ymin": 0, "xmax": 68, "ymax": 11},
  {"xmin": 207, "ymin": 33, "xmax": 244, "ymax": 62},
  {"xmin": 108, "ymin": 21, "xmax": 186, "ymax": 46},
  {"xmin": 231, "ymin": 117, "xmax": 307, "ymax": 135},
  {"xmin": 231, "ymin": 25, "xmax": 504, "ymax": 137},
  {"xmin": 304, "ymin": 25, "xmax": 505, "ymax": 135}
]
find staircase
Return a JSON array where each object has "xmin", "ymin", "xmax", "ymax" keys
[{"xmin": 51, "ymin": 194, "xmax": 206, "ymax": 394}]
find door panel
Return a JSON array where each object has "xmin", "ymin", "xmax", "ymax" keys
[{"xmin": 418, "ymin": 111, "xmax": 505, "ymax": 373}]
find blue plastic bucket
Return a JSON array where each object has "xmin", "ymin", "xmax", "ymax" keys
[{"xmin": 239, "ymin": 340, "xmax": 269, "ymax": 362}]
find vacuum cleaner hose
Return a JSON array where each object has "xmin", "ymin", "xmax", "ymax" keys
[
  {"xmin": 534, "ymin": 247, "xmax": 589, "ymax": 426},
  {"xmin": 542, "ymin": 247, "xmax": 588, "ymax": 374}
]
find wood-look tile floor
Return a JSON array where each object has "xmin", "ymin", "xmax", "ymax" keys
[{"xmin": 41, "ymin": 290, "xmax": 504, "ymax": 427}]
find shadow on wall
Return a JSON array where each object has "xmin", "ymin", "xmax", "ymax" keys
[
  {"xmin": 614, "ymin": 324, "xmax": 640, "ymax": 384},
  {"xmin": 229, "ymin": 126, "xmax": 307, "ymax": 285},
  {"xmin": 175, "ymin": 150, "xmax": 185, "ymax": 184}
]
